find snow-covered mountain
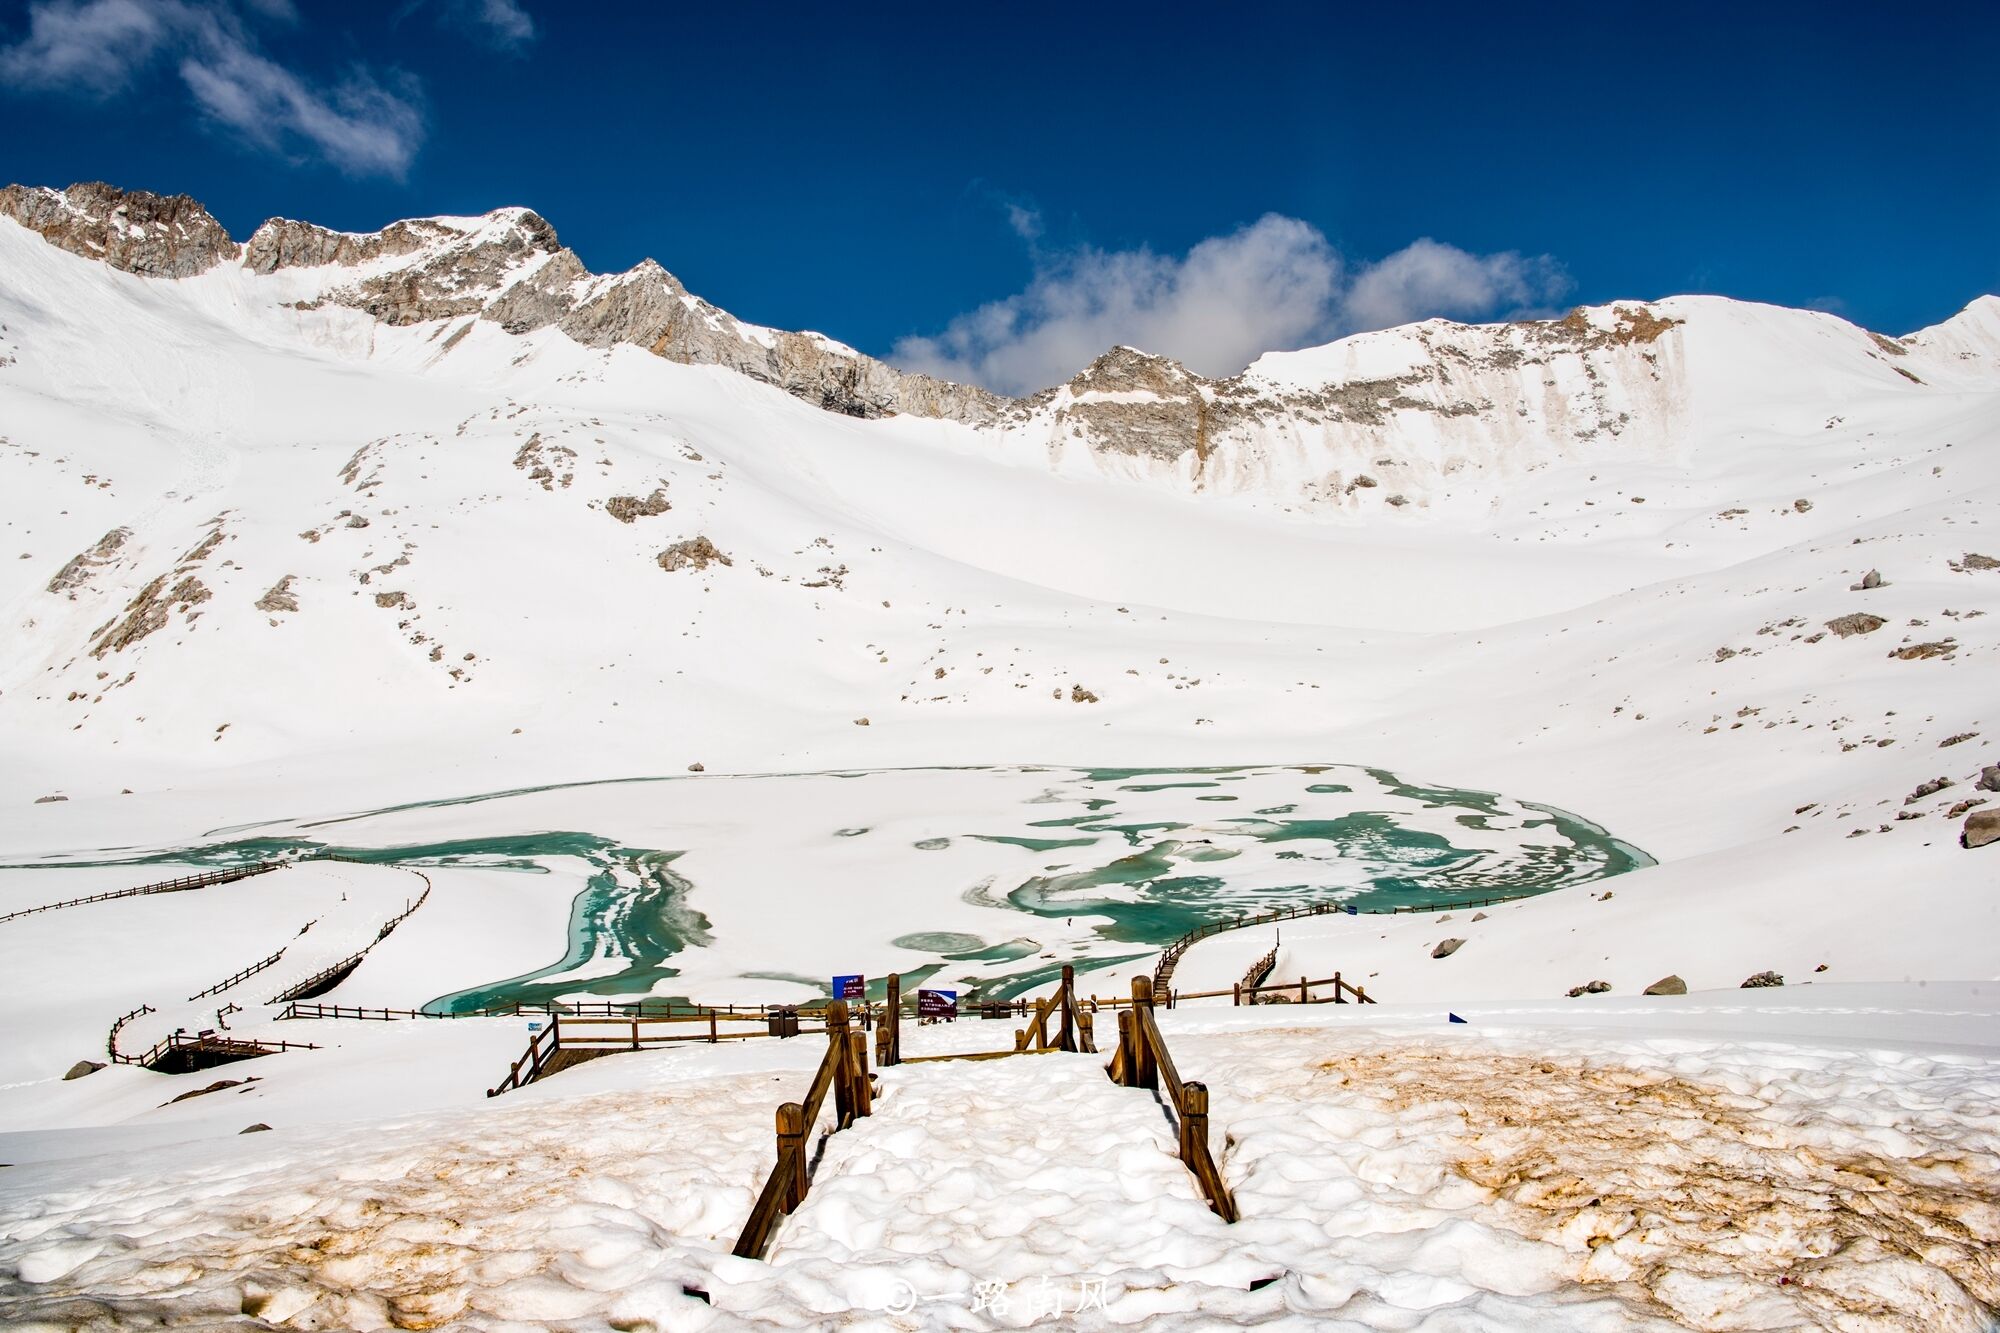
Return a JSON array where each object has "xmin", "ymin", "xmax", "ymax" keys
[
  {"xmin": 2, "ymin": 179, "xmax": 1997, "ymax": 979},
  {"xmin": 4, "ymin": 181, "xmax": 1999, "ymax": 1330}
]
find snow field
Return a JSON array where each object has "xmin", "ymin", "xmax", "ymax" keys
[{"xmin": 2, "ymin": 990, "xmax": 1994, "ymax": 1330}]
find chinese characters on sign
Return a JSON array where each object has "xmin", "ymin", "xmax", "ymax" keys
[
  {"xmin": 831, "ymin": 974, "xmax": 866, "ymax": 1000},
  {"xmin": 885, "ymin": 1275, "xmax": 1110, "ymax": 1320},
  {"xmin": 917, "ymin": 987, "xmax": 958, "ymax": 1020}
]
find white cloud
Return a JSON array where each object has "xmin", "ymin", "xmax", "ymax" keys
[
  {"xmin": 893, "ymin": 215, "xmax": 1570, "ymax": 396},
  {"xmin": 1342, "ymin": 237, "xmax": 1568, "ymax": 332},
  {"xmin": 179, "ymin": 38, "xmax": 423, "ymax": 178},
  {"xmin": 467, "ymin": 0, "xmax": 534, "ymax": 48},
  {"xmin": 0, "ymin": 0, "xmax": 425, "ymax": 178},
  {"xmin": 0, "ymin": 0, "xmax": 173, "ymax": 96}
]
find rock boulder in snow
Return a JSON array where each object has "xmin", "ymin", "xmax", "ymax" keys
[
  {"xmin": 1740, "ymin": 971, "xmax": 1784, "ymax": 989},
  {"xmin": 1962, "ymin": 809, "xmax": 2000, "ymax": 850},
  {"xmin": 1431, "ymin": 938, "xmax": 1465, "ymax": 959},
  {"xmin": 1825, "ymin": 613, "xmax": 1886, "ymax": 637},
  {"xmin": 1644, "ymin": 975, "xmax": 1688, "ymax": 996}
]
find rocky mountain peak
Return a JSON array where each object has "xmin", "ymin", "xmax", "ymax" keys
[
  {"xmin": 0, "ymin": 181, "xmax": 240, "ymax": 278},
  {"xmin": 1068, "ymin": 345, "xmax": 1199, "ymax": 398}
]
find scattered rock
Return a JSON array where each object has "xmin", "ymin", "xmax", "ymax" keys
[
  {"xmin": 254, "ymin": 574, "xmax": 299, "ymax": 613},
  {"xmin": 1959, "ymin": 552, "xmax": 1999, "ymax": 571},
  {"xmin": 1069, "ymin": 684, "xmax": 1099, "ymax": 703},
  {"xmin": 1979, "ymin": 766, "xmax": 2000, "ymax": 793},
  {"xmin": 1849, "ymin": 569, "xmax": 1885, "ymax": 591},
  {"xmin": 1824, "ymin": 613, "xmax": 1885, "ymax": 637},
  {"xmin": 33, "ymin": 794, "xmax": 67, "ymax": 803},
  {"xmin": 63, "ymin": 1060, "xmax": 106, "ymax": 1080},
  {"xmin": 1431, "ymin": 938, "xmax": 1465, "ymax": 959},
  {"xmin": 1889, "ymin": 640, "xmax": 1955, "ymax": 660},
  {"xmin": 1714, "ymin": 646, "xmax": 1737, "ymax": 662},
  {"xmin": 1566, "ymin": 980, "xmax": 1612, "ymax": 997},
  {"xmin": 1793, "ymin": 498, "xmax": 1813, "ymax": 513},
  {"xmin": 1963, "ymin": 809, "xmax": 2000, "ymax": 850},
  {"xmin": 1946, "ymin": 798, "xmax": 1986, "ymax": 818},
  {"xmin": 1939, "ymin": 732, "xmax": 1978, "ymax": 747},
  {"xmin": 373, "ymin": 590, "xmax": 410, "ymax": 609},
  {"xmin": 1471, "ymin": 911, "xmax": 1488, "ymax": 922},
  {"xmin": 1643, "ymin": 975, "xmax": 1687, "ymax": 996},
  {"xmin": 852, "ymin": 717, "xmax": 870, "ymax": 727},
  {"xmin": 605, "ymin": 488, "xmax": 671, "ymax": 524},
  {"xmin": 1739, "ymin": 971, "xmax": 1784, "ymax": 989},
  {"xmin": 656, "ymin": 537, "xmax": 732, "ymax": 572},
  {"xmin": 240, "ymin": 1123, "xmax": 272, "ymax": 1134},
  {"xmin": 1905, "ymin": 777, "xmax": 1953, "ymax": 804},
  {"xmin": 1815, "ymin": 963, "xmax": 1829, "ymax": 973},
  {"xmin": 686, "ymin": 762, "xmax": 704, "ymax": 772}
]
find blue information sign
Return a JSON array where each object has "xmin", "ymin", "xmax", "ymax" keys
[{"xmin": 832, "ymin": 974, "xmax": 866, "ymax": 1000}]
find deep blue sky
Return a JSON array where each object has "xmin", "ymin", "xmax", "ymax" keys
[{"xmin": 2, "ymin": 0, "xmax": 1995, "ymax": 378}]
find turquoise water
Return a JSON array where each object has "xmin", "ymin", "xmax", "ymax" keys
[{"xmin": 10, "ymin": 764, "xmax": 1651, "ymax": 1011}]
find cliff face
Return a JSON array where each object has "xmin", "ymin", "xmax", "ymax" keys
[
  {"xmin": 0, "ymin": 183, "xmax": 1946, "ymax": 505},
  {"xmin": 998, "ymin": 305, "xmax": 1690, "ymax": 503},
  {"xmin": 246, "ymin": 206, "xmax": 1003, "ymax": 423},
  {"xmin": 0, "ymin": 182, "xmax": 240, "ymax": 278},
  {"xmin": 3, "ymin": 183, "xmax": 1001, "ymax": 424}
]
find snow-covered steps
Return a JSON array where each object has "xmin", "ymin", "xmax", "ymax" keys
[{"xmin": 727, "ymin": 1051, "xmax": 1263, "ymax": 1315}]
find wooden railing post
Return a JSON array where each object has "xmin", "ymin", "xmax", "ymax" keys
[
  {"xmin": 1333, "ymin": 971, "xmax": 1345, "ymax": 1004},
  {"xmin": 1180, "ymin": 1080, "xmax": 1208, "ymax": 1163},
  {"xmin": 848, "ymin": 1030, "xmax": 872, "ymax": 1118},
  {"xmin": 1114, "ymin": 1008, "xmax": 1137, "ymax": 1086},
  {"xmin": 827, "ymin": 1000, "xmax": 853, "ymax": 1124},
  {"xmin": 1131, "ymin": 976, "xmax": 1157, "ymax": 1091},
  {"xmin": 777, "ymin": 1102, "xmax": 807, "ymax": 1210},
  {"xmin": 884, "ymin": 972, "xmax": 901, "ymax": 1066},
  {"xmin": 1058, "ymin": 965, "xmax": 1075, "ymax": 1052},
  {"xmin": 1300, "ymin": 976, "xmax": 1309, "ymax": 1005}
]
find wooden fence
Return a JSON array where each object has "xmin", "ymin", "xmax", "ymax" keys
[
  {"xmin": 485, "ymin": 1009, "xmax": 822, "ymax": 1097},
  {"xmin": 1106, "ymin": 976, "xmax": 1237, "ymax": 1221},
  {"xmin": 0, "ymin": 860, "xmax": 287, "ymax": 924},
  {"xmin": 188, "ymin": 946, "xmax": 287, "ymax": 1000},
  {"xmin": 112, "ymin": 1030, "xmax": 321, "ymax": 1071},
  {"xmin": 264, "ymin": 872, "xmax": 433, "ymax": 1004},
  {"xmin": 734, "ymin": 999, "xmax": 876, "ymax": 1261},
  {"xmin": 1240, "ymin": 942, "xmax": 1278, "ymax": 993},
  {"xmin": 1151, "ymin": 892, "xmax": 1514, "ymax": 992}
]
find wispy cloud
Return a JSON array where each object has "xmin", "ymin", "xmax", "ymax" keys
[
  {"xmin": 398, "ymin": 0, "xmax": 536, "ymax": 51},
  {"xmin": 0, "ymin": 0, "xmax": 426, "ymax": 178},
  {"xmin": 463, "ymin": 0, "xmax": 535, "ymax": 49},
  {"xmin": 0, "ymin": 0, "xmax": 174, "ymax": 96},
  {"xmin": 893, "ymin": 212, "xmax": 1571, "ymax": 396}
]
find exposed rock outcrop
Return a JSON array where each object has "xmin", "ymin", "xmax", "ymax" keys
[
  {"xmin": 1644, "ymin": 975, "xmax": 1688, "ymax": 996},
  {"xmin": 656, "ymin": 537, "xmax": 731, "ymax": 572},
  {"xmin": 47, "ymin": 527, "xmax": 131, "ymax": 594},
  {"xmin": 0, "ymin": 183, "xmax": 239, "ymax": 277},
  {"xmin": 255, "ymin": 575, "xmax": 299, "ymax": 614},
  {"xmin": 1825, "ymin": 613, "xmax": 1885, "ymax": 637},
  {"xmin": 1963, "ymin": 809, "xmax": 2000, "ymax": 849}
]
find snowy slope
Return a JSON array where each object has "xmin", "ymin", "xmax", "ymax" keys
[{"xmin": 1, "ymin": 181, "xmax": 1998, "ymax": 1330}]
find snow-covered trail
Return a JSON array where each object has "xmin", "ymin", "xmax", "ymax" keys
[
  {"xmin": 6, "ymin": 998, "xmax": 1994, "ymax": 1330},
  {"xmin": 737, "ymin": 1050, "xmax": 1245, "ymax": 1321}
]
